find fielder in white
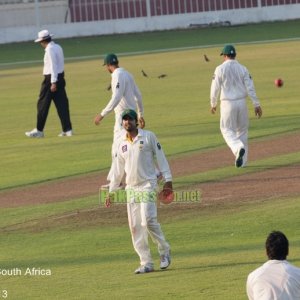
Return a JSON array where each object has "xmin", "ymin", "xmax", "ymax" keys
[
  {"xmin": 106, "ymin": 109, "xmax": 172, "ymax": 274},
  {"xmin": 94, "ymin": 54, "xmax": 145, "ymax": 184},
  {"xmin": 210, "ymin": 45, "xmax": 262, "ymax": 168},
  {"xmin": 247, "ymin": 231, "xmax": 300, "ymax": 300}
]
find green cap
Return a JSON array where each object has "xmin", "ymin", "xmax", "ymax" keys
[
  {"xmin": 103, "ymin": 53, "xmax": 119, "ymax": 66},
  {"xmin": 220, "ymin": 45, "xmax": 236, "ymax": 56},
  {"xmin": 121, "ymin": 109, "xmax": 137, "ymax": 120}
]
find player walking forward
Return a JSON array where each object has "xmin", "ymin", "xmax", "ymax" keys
[
  {"xmin": 106, "ymin": 109, "xmax": 172, "ymax": 274},
  {"xmin": 26, "ymin": 30, "xmax": 73, "ymax": 138},
  {"xmin": 94, "ymin": 54, "xmax": 145, "ymax": 186},
  {"xmin": 210, "ymin": 45, "xmax": 262, "ymax": 167}
]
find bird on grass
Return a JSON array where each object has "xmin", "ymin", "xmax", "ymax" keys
[
  {"xmin": 158, "ymin": 74, "xmax": 167, "ymax": 79},
  {"xmin": 204, "ymin": 54, "xmax": 210, "ymax": 62},
  {"xmin": 141, "ymin": 70, "xmax": 148, "ymax": 77}
]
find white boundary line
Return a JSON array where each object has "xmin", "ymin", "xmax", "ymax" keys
[{"xmin": 1, "ymin": 37, "xmax": 300, "ymax": 68}]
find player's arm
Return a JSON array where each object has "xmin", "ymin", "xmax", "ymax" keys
[
  {"xmin": 106, "ymin": 150, "xmax": 125, "ymax": 207},
  {"xmin": 133, "ymin": 82, "xmax": 145, "ymax": 128},
  {"xmin": 150, "ymin": 133, "xmax": 174, "ymax": 203},
  {"xmin": 94, "ymin": 73, "xmax": 125, "ymax": 125},
  {"xmin": 243, "ymin": 71, "xmax": 262, "ymax": 118},
  {"xmin": 151, "ymin": 133, "xmax": 172, "ymax": 183},
  {"xmin": 210, "ymin": 70, "xmax": 221, "ymax": 113},
  {"xmin": 48, "ymin": 46, "xmax": 59, "ymax": 92}
]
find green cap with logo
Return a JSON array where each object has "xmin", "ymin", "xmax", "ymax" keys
[
  {"xmin": 103, "ymin": 53, "xmax": 119, "ymax": 66},
  {"xmin": 220, "ymin": 45, "xmax": 236, "ymax": 56},
  {"xmin": 121, "ymin": 109, "xmax": 137, "ymax": 120}
]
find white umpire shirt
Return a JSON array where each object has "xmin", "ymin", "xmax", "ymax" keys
[
  {"xmin": 246, "ymin": 260, "xmax": 300, "ymax": 300},
  {"xmin": 210, "ymin": 59, "xmax": 260, "ymax": 108},
  {"xmin": 109, "ymin": 129, "xmax": 172, "ymax": 192},
  {"xmin": 43, "ymin": 41, "xmax": 64, "ymax": 84},
  {"xmin": 100, "ymin": 68, "xmax": 144, "ymax": 120}
]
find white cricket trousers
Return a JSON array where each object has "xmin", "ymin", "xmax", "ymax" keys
[
  {"xmin": 126, "ymin": 188, "xmax": 170, "ymax": 266},
  {"xmin": 220, "ymin": 99, "xmax": 249, "ymax": 166}
]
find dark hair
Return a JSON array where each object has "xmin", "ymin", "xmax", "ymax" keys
[
  {"xmin": 266, "ymin": 231, "xmax": 289, "ymax": 260},
  {"xmin": 43, "ymin": 37, "xmax": 52, "ymax": 43},
  {"xmin": 226, "ymin": 54, "xmax": 236, "ymax": 59}
]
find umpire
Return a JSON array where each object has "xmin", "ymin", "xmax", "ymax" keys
[{"xmin": 25, "ymin": 30, "xmax": 73, "ymax": 138}]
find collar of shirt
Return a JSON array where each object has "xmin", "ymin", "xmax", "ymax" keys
[
  {"xmin": 123, "ymin": 129, "xmax": 143, "ymax": 143},
  {"xmin": 111, "ymin": 67, "xmax": 123, "ymax": 76},
  {"xmin": 44, "ymin": 41, "xmax": 54, "ymax": 52},
  {"xmin": 264, "ymin": 260, "xmax": 288, "ymax": 268}
]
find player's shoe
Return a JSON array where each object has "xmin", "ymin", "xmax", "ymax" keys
[
  {"xmin": 58, "ymin": 130, "xmax": 73, "ymax": 137},
  {"xmin": 160, "ymin": 250, "xmax": 171, "ymax": 269},
  {"xmin": 25, "ymin": 128, "xmax": 44, "ymax": 138},
  {"xmin": 235, "ymin": 148, "xmax": 245, "ymax": 168},
  {"xmin": 134, "ymin": 264, "xmax": 154, "ymax": 274}
]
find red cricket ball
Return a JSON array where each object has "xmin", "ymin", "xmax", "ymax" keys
[{"xmin": 274, "ymin": 78, "xmax": 284, "ymax": 87}]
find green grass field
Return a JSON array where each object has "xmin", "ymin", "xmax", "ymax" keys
[{"xmin": 1, "ymin": 20, "xmax": 300, "ymax": 299}]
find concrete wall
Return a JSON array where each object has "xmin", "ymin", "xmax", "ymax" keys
[
  {"xmin": 0, "ymin": 1, "xmax": 69, "ymax": 27},
  {"xmin": 0, "ymin": 3, "xmax": 300, "ymax": 44}
]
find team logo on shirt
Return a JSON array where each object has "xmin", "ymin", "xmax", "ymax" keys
[
  {"xmin": 116, "ymin": 82, "xmax": 120, "ymax": 89},
  {"xmin": 157, "ymin": 142, "xmax": 161, "ymax": 150},
  {"xmin": 139, "ymin": 140, "xmax": 144, "ymax": 150},
  {"xmin": 122, "ymin": 145, "xmax": 127, "ymax": 152}
]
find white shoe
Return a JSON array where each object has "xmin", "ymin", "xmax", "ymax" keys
[
  {"xmin": 134, "ymin": 264, "xmax": 154, "ymax": 274},
  {"xmin": 58, "ymin": 130, "xmax": 73, "ymax": 137},
  {"xmin": 160, "ymin": 250, "xmax": 171, "ymax": 269},
  {"xmin": 25, "ymin": 128, "xmax": 44, "ymax": 138}
]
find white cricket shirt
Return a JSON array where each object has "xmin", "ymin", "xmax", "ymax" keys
[
  {"xmin": 100, "ymin": 68, "xmax": 144, "ymax": 119},
  {"xmin": 210, "ymin": 59, "xmax": 260, "ymax": 108},
  {"xmin": 43, "ymin": 41, "xmax": 64, "ymax": 83},
  {"xmin": 109, "ymin": 129, "xmax": 172, "ymax": 192},
  {"xmin": 247, "ymin": 260, "xmax": 300, "ymax": 300}
]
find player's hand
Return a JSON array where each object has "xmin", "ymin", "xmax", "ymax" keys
[
  {"xmin": 94, "ymin": 114, "xmax": 104, "ymax": 125},
  {"xmin": 50, "ymin": 83, "xmax": 57, "ymax": 92},
  {"xmin": 139, "ymin": 117, "xmax": 145, "ymax": 128},
  {"xmin": 159, "ymin": 181, "xmax": 174, "ymax": 204},
  {"xmin": 163, "ymin": 181, "xmax": 173, "ymax": 192},
  {"xmin": 211, "ymin": 107, "xmax": 217, "ymax": 114},
  {"xmin": 255, "ymin": 106, "xmax": 262, "ymax": 118}
]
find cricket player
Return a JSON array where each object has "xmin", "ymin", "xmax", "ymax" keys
[
  {"xmin": 106, "ymin": 109, "xmax": 172, "ymax": 274},
  {"xmin": 210, "ymin": 45, "xmax": 262, "ymax": 168},
  {"xmin": 247, "ymin": 231, "xmax": 300, "ymax": 299},
  {"xmin": 94, "ymin": 54, "xmax": 145, "ymax": 185}
]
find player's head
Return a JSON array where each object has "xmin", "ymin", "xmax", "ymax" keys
[
  {"xmin": 103, "ymin": 53, "xmax": 119, "ymax": 73},
  {"xmin": 266, "ymin": 231, "xmax": 289, "ymax": 260},
  {"xmin": 121, "ymin": 109, "xmax": 138, "ymax": 131},
  {"xmin": 220, "ymin": 45, "xmax": 236, "ymax": 59},
  {"xmin": 103, "ymin": 53, "xmax": 119, "ymax": 66},
  {"xmin": 34, "ymin": 29, "xmax": 53, "ymax": 48}
]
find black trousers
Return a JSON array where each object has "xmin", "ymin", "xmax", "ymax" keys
[{"xmin": 36, "ymin": 73, "xmax": 72, "ymax": 132}]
